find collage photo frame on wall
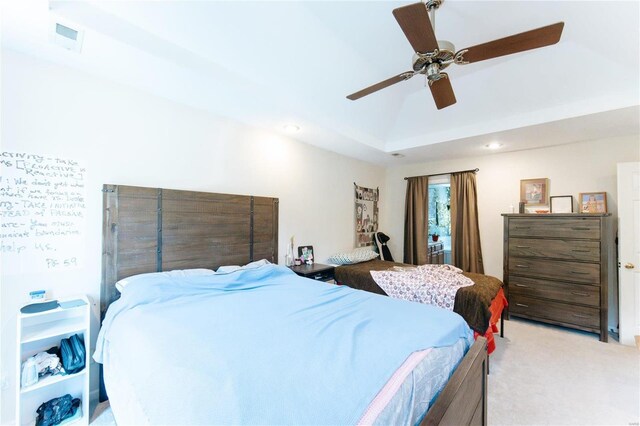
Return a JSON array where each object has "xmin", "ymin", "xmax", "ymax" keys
[{"xmin": 354, "ymin": 183, "xmax": 379, "ymax": 247}]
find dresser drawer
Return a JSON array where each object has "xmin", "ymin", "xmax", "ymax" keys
[
  {"xmin": 510, "ymin": 276, "xmax": 600, "ymax": 307},
  {"xmin": 510, "ymin": 295, "xmax": 600, "ymax": 329},
  {"xmin": 509, "ymin": 257, "xmax": 600, "ymax": 284},
  {"xmin": 508, "ymin": 218, "xmax": 600, "ymax": 239},
  {"xmin": 509, "ymin": 238, "xmax": 600, "ymax": 262}
]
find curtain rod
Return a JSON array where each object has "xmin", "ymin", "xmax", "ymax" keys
[{"xmin": 403, "ymin": 168, "xmax": 479, "ymax": 180}]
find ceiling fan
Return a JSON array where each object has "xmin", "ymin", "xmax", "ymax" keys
[{"xmin": 346, "ymin": 0, "xmax": 564, "ymax": 109}]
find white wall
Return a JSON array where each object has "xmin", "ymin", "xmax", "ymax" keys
[
  {"xmin": 383, "ymin": 136, "xmax": 640, "ymax": 332},
  {"xmin": 0, "ymin": 49, "xmax": 385, "ymax": 424},
  {"xmin": 3, "ymin": 46, "xmax": 639, "ymax": 424}
]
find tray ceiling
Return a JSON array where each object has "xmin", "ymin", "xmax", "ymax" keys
[{"xmin": 2, "ymin": 1, "xmax": 638, "ymax": 164}]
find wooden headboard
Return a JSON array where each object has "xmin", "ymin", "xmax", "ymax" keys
[{"xmin": 100, "ymin": 184, "xmax": 279, "ymax": 318}]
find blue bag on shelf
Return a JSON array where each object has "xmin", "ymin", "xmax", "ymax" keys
[
  {"xmin": 59, "ymin": 334, "xmax": 85, "ymax": 374},
  {"xmin": 35, "ymin": 394, "xmax": 80, "ymax": 426}
]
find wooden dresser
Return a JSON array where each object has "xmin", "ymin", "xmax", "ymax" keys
[{"xmin": 502, "ymin": 214, "xmax": 614, "ymax": 342}]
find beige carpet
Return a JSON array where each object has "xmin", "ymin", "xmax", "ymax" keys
[
  {"xmin": 488, "ymin": 319, "xmax": 639, "ymax": 425},
  {"xmin": 91, "ymin": 319, "xmax": 640, "ymax": 425}
]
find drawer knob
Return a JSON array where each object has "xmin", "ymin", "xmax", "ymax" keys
[
  {"xmin": 515, "ymin": 303, "xmax": 529, "ymax": 308},
  {"xmin": 514, "ymin": 284, "xmax": 528, "ymax": 288},
  {"xmin": 515, "ymin": 246, "xmax": 530, "ymax": 249},
  {"xmin": 515, "ymin": 264, "xmax": 529, "ymax": 268},
  {"xmin": 571, "ymin": 227, "xmax": 590, "ymax": 230},
  {"xmin": 572, "ymin": 313, "xmax": 590, "ymax": 319},
  {"xmin": 624, "ymin": 263, "xmax": 635, "ymax": 270},
  {"xmin": 571, "ymin": 249, "xmax": 591, "ymax": 253},
  {"xmin": 571, "ymin": 292, "xmax": 589, "ymax": 297},
  {"xmin": 571, "ymin": 271, "xmax": 589, "ymax": 275},
  {"xmin": 515, "ymin": 227, "xmax": 530, "ymax": 230}
]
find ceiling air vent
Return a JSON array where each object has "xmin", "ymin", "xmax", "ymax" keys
[{"xmin": 50, "ymin": 21, "xmax": 84, "ymax": 53}]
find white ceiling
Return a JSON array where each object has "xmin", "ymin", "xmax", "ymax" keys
[{"xmin": 2, "ymin": 1, "xmax": 639, "ymax": 165}]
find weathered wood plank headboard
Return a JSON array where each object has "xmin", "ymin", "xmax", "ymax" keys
[{"xmin": 100, "ymin": 184, "xmax": 279, "ymax": 318}]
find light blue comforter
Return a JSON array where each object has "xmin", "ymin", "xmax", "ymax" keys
[{"xmin": 95, "ymin": 264, "xmax": 472, "ymax": 425}]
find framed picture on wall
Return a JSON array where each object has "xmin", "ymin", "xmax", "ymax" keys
[
  {"xmin": 550, "ymin": 195, "xmax": 574, "ymax": 213},
  {"xmin": 579, "ymin": 192, "xmax": 607, "ymax": 213},
  {"xmin": 520, "ymin": 178, "xmax": 549, "ymax": 206}
]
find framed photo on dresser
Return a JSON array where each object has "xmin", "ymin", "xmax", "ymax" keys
[
  {"xmin": 579, "ymin": 192, "xmax": 607, "ymax": 213},
  {"xmin": 520, "ymin": 178, "xmax": 549, "ymax": 206},
  {"xmin": 550, "ymin": 195, "xmax": 573, "ymax": 213}
]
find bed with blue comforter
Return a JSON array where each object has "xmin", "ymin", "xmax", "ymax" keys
[{"xmin": 94, "ymin": 263, "xmax": 474, "ymax": 425}]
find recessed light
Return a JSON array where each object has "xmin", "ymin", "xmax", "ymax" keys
[
  {"xmin": 283, "ymin": 124, "xmax": 300, "ymax": 133},
  {"xmin": 485, "ymin": 142, "xmax": 503, "ymax": 149}
]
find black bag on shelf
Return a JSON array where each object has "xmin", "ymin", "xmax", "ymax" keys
[
  {"xmin": 59, "ymin": 334, "xmax": 85, "ymax": 374},
  {"xmin": 35, "ymin": 394, "xmax": 80, "ymax": 426}
]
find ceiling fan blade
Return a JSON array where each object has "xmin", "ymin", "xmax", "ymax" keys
[
  {"xmin": 347, "ymin": 72, "xmax": 413, "ymax": 100},
  {"xmin": 392, "ymin": 3, "xmax": 438, "ymax": 53},
  {"xmin": 429, "ymin": 76, "xmax": 456, "ymax": 110},
  {"xmin": 460, "ymin": 22, "xmax": 564, "ymax": 64}
]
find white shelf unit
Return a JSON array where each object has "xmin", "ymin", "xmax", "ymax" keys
[{"xmin": 16, "ymin": 296, "xmax": 91, "ymax": 426}]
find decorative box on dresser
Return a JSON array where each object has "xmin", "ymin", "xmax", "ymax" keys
[{"xmin": 502, "ymin": 214, "xmax": 614, "ymax": 342}]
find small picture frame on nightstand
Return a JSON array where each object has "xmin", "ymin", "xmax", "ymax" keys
[{"xmin": 298, "ymin": 246, "xmax": 314, "ymax": 264}]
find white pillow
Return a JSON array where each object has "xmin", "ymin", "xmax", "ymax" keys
[
  {"xmin": 216, "ymin": 259, "xmax": 272, "ymax": 274},
  {"xmin": 115, "ymin": 268, "xmax": 215, "ymax": 292},
  {"xmin": 328, "ymin": 247, "xmax": 379, "ymax": 265}
]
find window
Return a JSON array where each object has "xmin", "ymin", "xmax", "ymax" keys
[{"xmin": 428, "ymin": 175, "xmax": 451, "ymax": 253}]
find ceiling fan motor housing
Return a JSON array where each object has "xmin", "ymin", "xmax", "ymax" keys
[
  {"xmin": 412, "ymin": 40, "xmax": 456, "ymax": 72},
  {"xmin": 425, "ymin": 0, "xmax": 443, "ymax": 11},
  {"xmin": 435, "ymin": 40, "xmax": 455, "ymax": 65}
]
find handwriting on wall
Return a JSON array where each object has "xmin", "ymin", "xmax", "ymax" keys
[{"xmin": 0, "ymin": 152, "xmax": 86, "ymax": 273}]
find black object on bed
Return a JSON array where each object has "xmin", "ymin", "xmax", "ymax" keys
[{"xmin": 374, "ymin": 232, "xmax": 394, "ymax": 262}]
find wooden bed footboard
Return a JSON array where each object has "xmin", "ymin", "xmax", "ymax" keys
[{"xmin": 421, "ymin": 336, "xmax": 488, "ymax": 426}]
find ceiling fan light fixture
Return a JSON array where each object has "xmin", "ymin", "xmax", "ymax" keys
[{"xmin": 426, "ymin": 63, "xmax": 441, "ymax": 80}]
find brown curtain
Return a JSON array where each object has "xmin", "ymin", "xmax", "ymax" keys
[
  {"xmin": 404, "ymin": 176, "xmax": 430, "ymax": 265},
  {"xmin": 450, "ymin": 171, "xmax": 484, "ymax": 273}
]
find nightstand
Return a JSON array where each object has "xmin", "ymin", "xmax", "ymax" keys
[
  {"xmin": 17, "ymin": 296, "xmax": 91, "ymax": 425},
  {"xmin": 289, "ymin": 263, "xmax": 335, "ymax": 283}
]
